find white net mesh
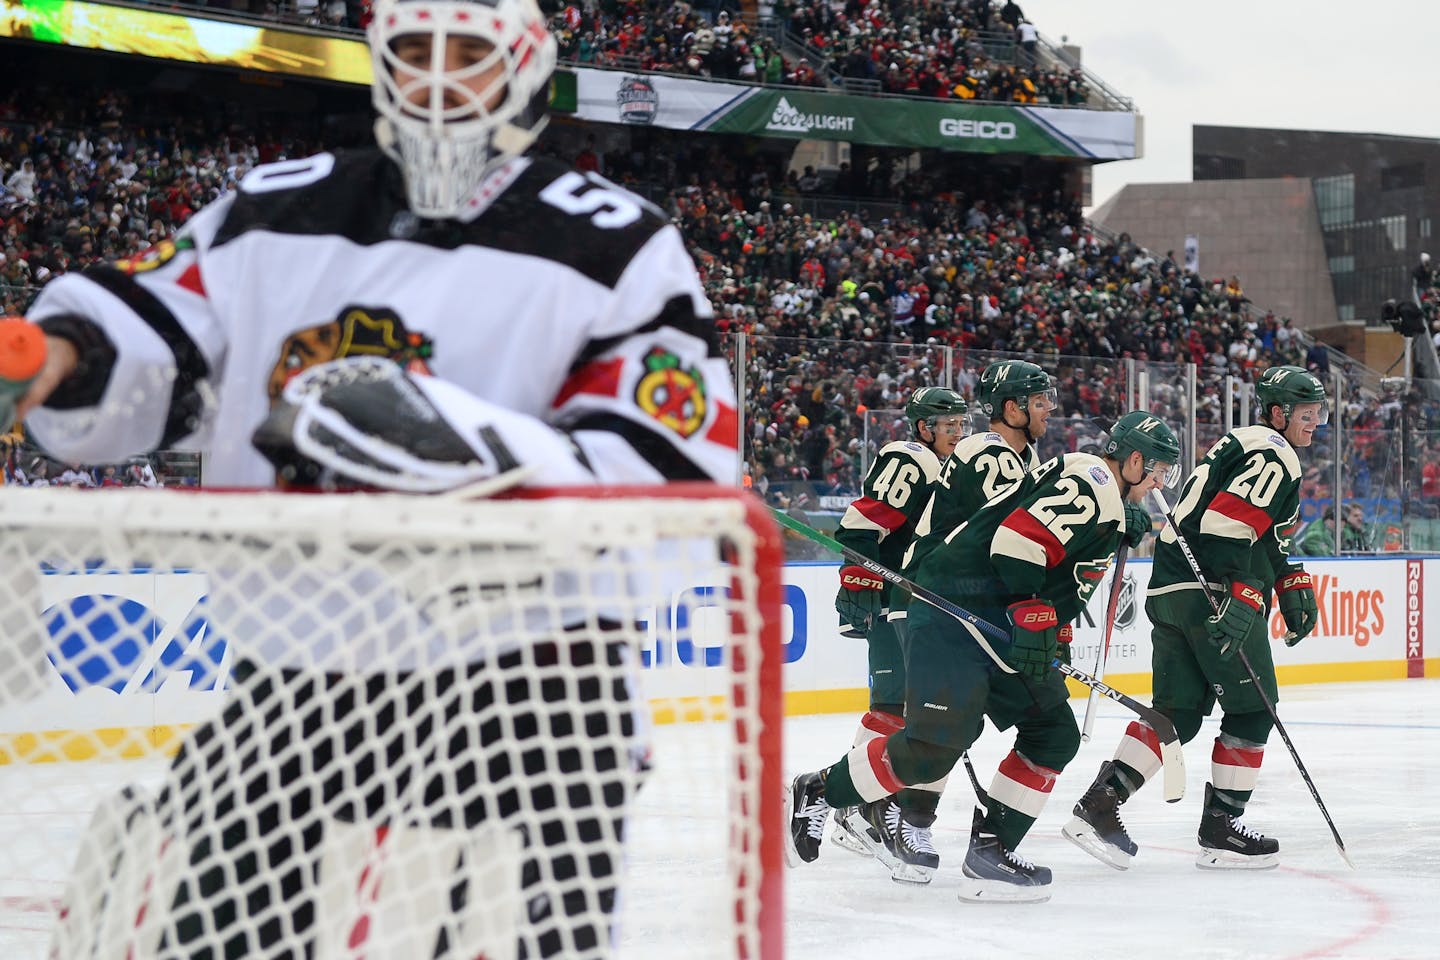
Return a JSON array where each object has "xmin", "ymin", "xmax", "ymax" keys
[{"xmin": 0, "ymin": 485, "xmax": 782, "ymax": 960}]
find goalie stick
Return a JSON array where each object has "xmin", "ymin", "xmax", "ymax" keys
[
  {"xmin": 772, "ymin": 508, "xmax": 1186, "ymax": 803},
  {"xmin": 1147, "ymin": 488, "xmax": 1353, "ymax": 867},
  {"xmin": 1081, "ymin": 544, "xmax": 1128, "ymax": 742}
]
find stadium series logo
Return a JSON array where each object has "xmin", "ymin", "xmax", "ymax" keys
[
  {"xmin": 616, "ymin": 76, "xmax": 658, "ymax": 125},
  {"xmin": 765, "ymin": 97, "xmax": 855, "ymax": 134}
]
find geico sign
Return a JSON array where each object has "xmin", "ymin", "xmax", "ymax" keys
[
  {"xmin": 939, "ymin": 119, "xmax": 1017, "ymax": 140},
  {"xmin": 1268, "ymin": 573, "xmax": 1384, "ymax": 646}
]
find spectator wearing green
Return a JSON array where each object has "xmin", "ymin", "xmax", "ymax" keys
[{"xmin": 1294, "ymin": 502, "xmax": 1372, "ymax": 555}]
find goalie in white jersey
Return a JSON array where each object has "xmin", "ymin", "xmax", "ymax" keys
[{"xmin": 9, "ymin": 1, "xmax": 737, "ymax": 957}]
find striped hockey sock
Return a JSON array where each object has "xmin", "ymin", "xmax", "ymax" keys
[
  {"xmin": 985, "ymin": 750, "xmax": 1060, "ymax": 849},
  {"xmin": 1109, "ymin": 720, "xmax": 1164, "ymax": 801},
  {"xmin": 1210, "ymin": 734, "xmax": 1264, "ymax": 816}
]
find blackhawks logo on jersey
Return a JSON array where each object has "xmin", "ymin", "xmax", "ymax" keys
[
  {"xmin": 115, "ymin": 236, "xmax": 195, "ymax": 274},
  {"xmin": 635, "ymin": 347, "xmax": 707, "ymax": 438},
  {"xmin": 267, "ymin": 306, "xmax": 434, "ymax": 404}
]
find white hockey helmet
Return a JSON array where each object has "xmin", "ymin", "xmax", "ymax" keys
[{"xmin": 368, "ymin": 0, "xmax": 557, "ymax": 219}]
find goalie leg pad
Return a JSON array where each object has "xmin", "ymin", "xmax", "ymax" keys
[
  {"xmin": 316, "ymin": 820, "xmax": 524, "ymax": 960},
  {"xmin": 49, "ymin": 786, "xmax": 177, "ymax": 960}
]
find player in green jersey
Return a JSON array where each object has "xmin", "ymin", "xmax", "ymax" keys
[
  {"xmin": 1062, "ymin": 366, "xmax": 1326, "ymax": 872},
  {"xmin": 833, "ymin": 361, "xmax": 1056, "ymax": 879},
  {"xmin": 787, "ymin": 411, "xmax": 1177, "ymax": 902},
  {"xmin": 828, "ymin": 386, "xmax": 968, "ymax": 882},
  {"xmin": 906, "ymin": 359, "xmax": 1055, "ymax": 572}
]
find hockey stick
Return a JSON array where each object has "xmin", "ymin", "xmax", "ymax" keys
[
  {"xmin": 1081, "ymin": 544, "xmax": 1128, "ymax": 741},
  {"xmin": 771, "ymin": 507, "xmax": 1186, "ymax": 802},
  {"xmin": 961, "ymin": 750, "xmax": 989, "ymax": 808},
  {"xmin": 1147, "ymin": 488, "xmax": 1354, "ymax": 867}
]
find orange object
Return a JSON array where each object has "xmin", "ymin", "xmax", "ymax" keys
[{"xmin": 0, "ymin": 318, "xmax": 46, "ymax": 383}]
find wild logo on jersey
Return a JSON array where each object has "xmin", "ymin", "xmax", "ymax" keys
[
  {"xmin": 1072, "ymin": 554, "xmax": 1116, "ymax": 605},
  {"xmin": 267, "ymin": 306, "xmax": 435, "ymax": 404},
  {"xmin": 635, "ymin": 347, "xmax": 707, "ymax": 438}
]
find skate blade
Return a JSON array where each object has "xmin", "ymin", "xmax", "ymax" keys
[
  {"xmin": 1061, "ymin": 818, "xmax": 1133, "ymax": 871},
  {"xmin": 829, "ymin": 820, "xmax": 878, "ymax": 858},
  {"xmin": 869, "ymin": 837, "xmax": 937, "ymax": 884},
  {"xmin": 956, "ymin": 875, "xmax": 1051, "ymax": 904},
  {"xmin": 1195, "ymin": 847, "xmax": 1279, "ymax": 871},
  {"xmin": 886, "ymin": 859, "xmax": 936, "ymax": 885}
]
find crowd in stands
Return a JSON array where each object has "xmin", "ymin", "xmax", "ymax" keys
[
  {"xmin": 549, "ymin": 2, "xmax": 826, "ymax": 87},
  {"xmin": 1, "ymin": 428, "xmax": 185, "ymax": 487},
  {"xmin": 2, "ymin": 45, "xmax": 1437, "ymax": 549},
  {"xmin": 543, "ymin": 0, "xmax": 1089, "ymax": 104},
  {"xmin": 783, "ymin": 0, "xmax": 1088, "ymax": 103},
  {"xmin": 0, "ymin": 81, "xmax": 347, "ymax": 316},
  {"xmin": 133, "ymin": 0, "xmax": 1087, "ymax": 105},
  {"xmin": 665, "ymin": 159, "xmax": 1315, "ymax": 491}
]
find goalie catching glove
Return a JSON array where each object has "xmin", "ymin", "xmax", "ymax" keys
[
  {"xmin": 1276, "ymin": 567, "xmax": 1318, "ymax": 644},
  {"xmin": 253, "ymin": 357, "xmax": 593, "ymax": 493},
  {"xmin": 835, "ymin": 565, "xmax": 885, "ymax": 638}
]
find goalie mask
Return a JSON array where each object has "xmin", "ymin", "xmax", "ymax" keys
[{"xmin": 369, "ymin": 0, "xmax": 557, "ymax": 219}]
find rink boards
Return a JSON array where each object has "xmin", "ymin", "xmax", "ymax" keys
[
  {"xmin": 0, "ymin": 556, "xmax": 1433, "ymax": 760},
  {"xmin": 779, "ymin": 555, "xmax": 1433, "ymax": 715}
]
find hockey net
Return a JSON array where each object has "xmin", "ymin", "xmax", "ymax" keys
[{"xmin": 0, "ymin": 484, "xmax": 783, "ymax": 960}]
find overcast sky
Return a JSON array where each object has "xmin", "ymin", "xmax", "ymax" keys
[{"xmin": 1015, "ymin": 1, "xmax": 1437, "ymax": 211}]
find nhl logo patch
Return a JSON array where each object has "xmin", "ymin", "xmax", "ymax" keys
[{"xmin": 1089, "ymin": 465, "xmax": 1111, "ymax": 485}]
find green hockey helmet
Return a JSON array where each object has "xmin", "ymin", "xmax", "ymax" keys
[
  {"xmin": 905, "ymin": 386, "xmax": 968, "ymax": 437},
  {"xmin": 1104, "ymin": 411, "xmax": 1182, "ymax": 487},
  {"xmin": 1255, "ymin": 365, "xmax": 1329, "ymax": 426},
  {"xmin": 975, "ymin": 360, "xmax": 1057, "ymax": 418}
]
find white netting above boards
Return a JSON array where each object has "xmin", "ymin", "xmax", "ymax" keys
[{"xmin": 0, "ymin": 484, "xmax": 784, "ymax": 960}]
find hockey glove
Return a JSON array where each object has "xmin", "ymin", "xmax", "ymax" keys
[
  {"xmin": 1206, "ymin": 578, "xmax": 1266, "ymax": 659},
  {"xmin": 253, "ymin": 357, "xmax": 592, "ymax": 493},
  {"xmin": 836, "ymin": 565, "xmax": 885, "ymax": 637},
  {"xmin": 1276, "ymin": 568, "xmax": 1318, "ymax": 645},
  {"xmin": 1006, "ymin": 598, "xmax": 1058, "ymax": 681},
  {"xmin": 1055, "ymin": 622, "xmax": 1074, "ymax": 667},
  {"xmin": 1122, "ymin": 501, "xmax": 1151, "ymax": 549}
]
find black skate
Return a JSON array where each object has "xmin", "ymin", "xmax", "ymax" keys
[
  {"xmin": 830, "ymin": 804, "xmax": 880, "ymax": 857},
  {"xmin": 861, "ymin": 799, "xmax": 939, "ymax": 884},
  {"xmin": 1196, "ymin": 782, "xmax": 1279, "ymax": 870},
  {"xmin": 783, "ymin": 771, "xmax": 831, "ymax": 866},
  {"xmin": 1062, "ymin": 762, "xmax": 1138, "ymax": 870},
  {"xmin": 958, "ymin": 807, "xmax": 1051, "ymax": 903}
]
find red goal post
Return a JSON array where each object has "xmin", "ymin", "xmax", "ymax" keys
[{"xmin": 0, "ymin": 483, "xmax": 784, "ymax": 960}]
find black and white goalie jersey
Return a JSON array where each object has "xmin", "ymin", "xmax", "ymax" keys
[{"xmin": 26, "ymin": 150, "xmax": 736, "ymax": 487}]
